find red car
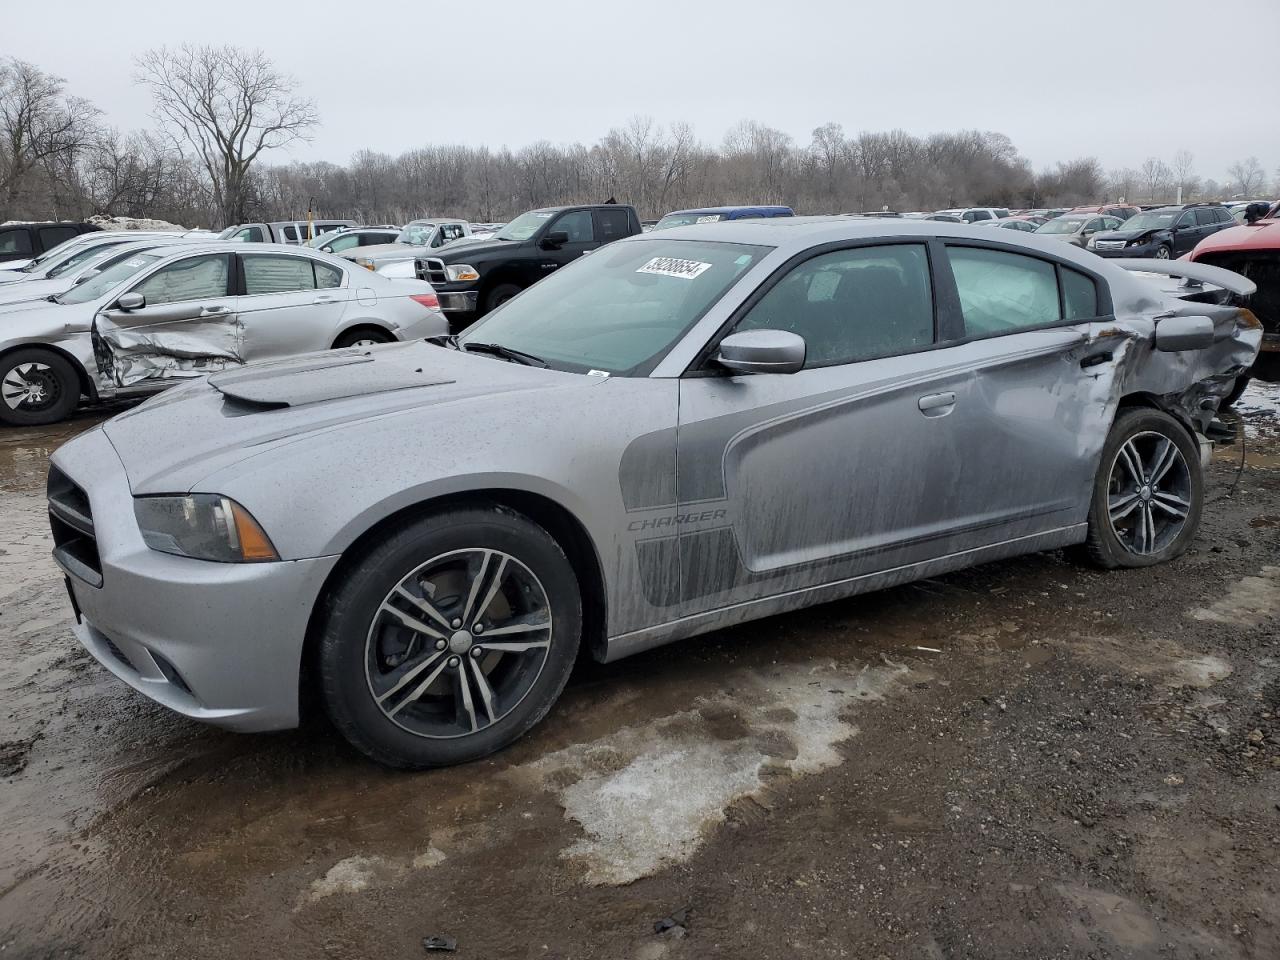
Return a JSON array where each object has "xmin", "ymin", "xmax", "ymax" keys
[
  {"xmin": 1071, "ymin": 203, "xmax": 1141, "ymax": 221},
  {"xmin": 1186, "ymin": 201, "xmax": 1280, "ymax": 394}
]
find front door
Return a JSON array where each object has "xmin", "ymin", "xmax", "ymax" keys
[{"xmin": 674, "ymin": 242, "xmax": 975, "ymax": 612}]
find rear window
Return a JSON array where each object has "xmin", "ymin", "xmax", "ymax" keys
[{"xmin": 0, "ymin": 229, "xmax": 33, "ymax": 255}]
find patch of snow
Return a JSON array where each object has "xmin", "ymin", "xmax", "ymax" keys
[
  {"xmin": 1190, "ymin": 566, "xmax": 1280, "ymax": 627},
  {"xmin": 1169, "ymin": 655, "xmax": 1233, "ymax": 688},
  {"xmin": 87, "ymin": 214, "xmax": 187, "ymax": 232},
  {"xmin": 306, "ymin": 855, "xmax": 382, "ymax": 901},
  {"xmin": 526, "ymin": 658, "xmax": 909, "ymax": 885}
]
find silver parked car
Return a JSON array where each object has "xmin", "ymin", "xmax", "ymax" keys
[
  {"xmin": 342, "ymin": 219, "xmax": 474, "ymax": 277},
  {"xmin": 1, "ymin": 242, "xmax": 446, "ymax": 426},
  {"xmin": 0, "ymin": 236, "xmax": 203, "ymax": 307},
  {"xmin": 1035, "ymin": 213, "xmax": 1125, "ymax": 248},
  {"xmin": 0, "ymin": 230, "xmax": 183, "ymax": 285},
  {"xmin": 49, "ymin": 219, "xmax": 1259, "ymax": 768}
]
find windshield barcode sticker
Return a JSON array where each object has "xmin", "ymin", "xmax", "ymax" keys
[
  {"xmin": 637, "ymin": 257, "xmax": 713, "ymax": 280},
  {"xmin": 695, "ymin": 215, "xmax": 722, "ymax": 223}
]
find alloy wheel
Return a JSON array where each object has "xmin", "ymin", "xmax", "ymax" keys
[
  {"xmin": 1, "ymin": 362, "xmax": 60, "ymax": 413},
  {"xmin": 1154, "ymin": 246, "xmax": 1171, "ymax": 259},
  {"xmin": 364, "ymin": 548, "xmax": 553, "ymax": 739},
  {"xmin": 1106, "ymin": 430, "xmax": 1192, "ymax": 556}
]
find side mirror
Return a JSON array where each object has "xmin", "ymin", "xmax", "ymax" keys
[
  {"xmin": 116, "ymin": 292, "xmax": 145, "ymax": 311},
  {"xmin": 1155, "ymin": 314, "xmax": 1215, "ymax": 352},
  {"xmin": 321, "ymin": 245, "xmax": 333, "ymax": 253},
  {"xmin": 540, "ymin": 230, "xmax": 570, "ymax": 249},
  {"xmin": 716, "ymin": 329, "xmax": 806, "ymax": 374}
]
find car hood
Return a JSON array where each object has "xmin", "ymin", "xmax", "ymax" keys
[
  {"xmin": 100, "ymin": 340, "xmax": 598, "ymax": 493},
  {"xmin": 1190, "ymin": 219, "xmax": 1280, "ymax": 257},
  {"xmin": 1093, "ymin": 228, "xmax": 1163, "ymax": 243},
  {"xmin": 432, "ymin": 238, "xmax": 518, "ymax": 262},
  {"xmin": 0, "ymin": 268, "xmax": 32, "ymax": 284},
  {"xmin": 339, "ymin": 242, "xmax": 422, "ymax": 262}
]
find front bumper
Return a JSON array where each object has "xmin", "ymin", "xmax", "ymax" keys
[
  {"xmin": 50, "ymin": 427, "xmax": 340, "ymax": 732},
  {"xmin": 1092, "ymin": 241, "xmax": 1158, "ymax": 258}
]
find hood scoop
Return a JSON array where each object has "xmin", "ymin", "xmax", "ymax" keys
[{"xmin": 209, "ymin": 351, "xmax": 454, "ymax": 408}]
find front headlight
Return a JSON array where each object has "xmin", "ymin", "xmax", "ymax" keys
[
  {"xmin": 445, "ymin": 263, "xmax": 480, "ymax": 283},
  {"xmin": 134, "ymin": 494, "xmax": 279, "ymax": 563},
  {"xmin": 355, "ymin": 257, "xmax": 377, "ymax": 271},
  {"xmin": 1127, "ymin": 236, "xmax": 1149, "ymax": 247}
]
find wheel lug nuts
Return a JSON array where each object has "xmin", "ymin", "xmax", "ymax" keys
[
  {"xmin": 473, "ymin": 623, "xmax": 484, "ymax": 634},
  {"xmin": 471, "ymin": 647, "xmax": 483, "ymax": 658},
  {"xmin": 448, "ymin": 656, "xmax": 460, "ymax": 667},
  {"xmin": 451, "ymin": 618, "xmax": 462, "ymax": 629},
  {"xmin": 435, "ymin": 639, "xmax": 447, "ymax": 650}
]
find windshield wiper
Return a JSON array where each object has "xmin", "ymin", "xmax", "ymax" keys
[
  {"xmin": 426, "ymin": 333, "xmax": 461, "ymax": 350},
  {"xmin": 461, "ymin": 341, "xmax": 549, "ymax": 367}
]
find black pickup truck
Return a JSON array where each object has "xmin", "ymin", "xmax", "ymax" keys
[{"xmin": 416, "ymin": 203, "xmax": 642, "ymax": 325}]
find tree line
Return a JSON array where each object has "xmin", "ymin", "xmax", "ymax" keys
[{"xmin": 2, "ymin": 49, "xmax": 1275, "ymax": 230}]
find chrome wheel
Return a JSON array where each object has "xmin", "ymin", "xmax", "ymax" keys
[
  {"xmin": 2, "ymin": 361, "xmax": 60, "ymax": 412},
  {"xmin": 364, "ymin": 548, "xmax": 553, "ymax": 739},
  {"xmin": 1154, "ymin": 245, "xmax": 1171, "ymax": 260},
  {"xmin": 1106, "ymin": 430, "xmax": 1192, "ymax": 556}
]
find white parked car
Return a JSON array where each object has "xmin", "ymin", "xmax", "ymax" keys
[
  {"xmin": 935, "ymin": 207, "xmax": 1011, "ymax": 223},
  {"xmin": 0, "ymin": 242, "xmax": 446, "ymax": 426}
]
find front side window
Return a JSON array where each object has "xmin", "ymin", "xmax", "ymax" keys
[
  {"xmin": 243, "ymin": 255, "xmax": 317, "ymax": 295},
  {"xmin": 458, "ymin": 239, "xmax": 769, "ymax": 375},
  {"xmin": 948, "ymin": 246, "xmax": 1059, "ymax": 336},
  {"xmin": 132, "ymin": 254, "xmax": 230, "ymax": 305},
  {"xmin": 1175, "ymin": 212, "xmax": 1196, "ymax": 229},
  {"xmin": 735, "ymin": 244, "xmax": 934, "ymax": 367},
  {"xmin": 551, "ymin": 211, "xmax": 595, "ymax": 242}
]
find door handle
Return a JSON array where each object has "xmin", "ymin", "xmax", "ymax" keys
[
  {"xmin": 918, "ymin": 392, "xmax": 957, "ymax": 416},
  {"xmin": 200, "ymin": 304, "xmax": 230, "ymax": 315},
  {"xmin": 313, "ymin": 294, "xmax": 338, "ymax": 303}
]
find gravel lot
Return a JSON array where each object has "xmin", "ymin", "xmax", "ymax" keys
[{"xmin": 1, "ymin": 386, "xmax": 1277, "ymax": 959}]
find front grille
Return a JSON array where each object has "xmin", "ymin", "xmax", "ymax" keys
[
  {"xmin": 101, "ymin": 635, "xmax": 134, "ymax": 672},
  {"xmin": 48, "ymin": 465, "xmax": 102, "ymax": 586},
  {"xmin": 416, "ymin": 257, "xmax": 449, "ymax": 285},
  {"xmin": 1093, "ymin": 240, "xmax": 1126, "ymax": 250}
]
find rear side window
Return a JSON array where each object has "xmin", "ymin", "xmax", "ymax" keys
[
  {"xmin": 595, "ymin": 208, "xmax": 631, "ymax": 241},
  {"xmin": 133, "ymin": 254, "xmax": 230, "ymax": 305},
  {"xmin": 967, "ymin": 210, "xmax": 992, "ymax": 222},
  {"xmin": 39, "ymin": 226, "xmax": 79, "ymax": 249},
  {"xmin": 315, "ymin": 262, "xmax": 343, "ymax": 289},
  {"xmin": 0, "ymin": 229, "xmax": 33, "ymax": 255},
  {"xmin": 368, "ymin": 232, "xmax": 398, "ymax": 245},
  {"xmin": 243, "ymin": 255, "xmax": 317, "ymax": 294},
  {"xmin": 948, "ymin": 247, "xmax": 1059, "ymax": 335},
  {"xmin": 325, "ymin": 234, "xmax": 361, "ymax": 253},
  {"xmin": 736, "ymin": 243, "xmax": 934, "ymax": 366},
  {"xmin": 280, "ymin": 225, "xmax": 300, "ymax": 241},
  {"xmin": 1060, "ymin": 267, "xmax": 1099, "ymax": 320},
  {"xmin": 1194, "ymin": 208, "xmax": 1218, "ymax": 226},
  {"xmin": 229, "ymin": 226, "xmax": 264, "ymax": 243}
]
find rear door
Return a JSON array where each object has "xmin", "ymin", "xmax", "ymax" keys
[
  {"xmin": 593, "ymin": 208, "xmax": 633, "ymax": 246},
  {"xmin": 235, "ymin": 252, "xmax": 350, "ymax": 360},
  {"xmin": 93, "ymin": 252, "xmax": 239, "ymax": 388}
]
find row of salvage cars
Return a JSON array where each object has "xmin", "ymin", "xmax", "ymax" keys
[
  {"xmin": 0, "ymin": 232, "xmax": 447, "ymax": 425},
  {"xmin": 44, "ymin": 214, "xmax": 1270, "ymax": 768}
]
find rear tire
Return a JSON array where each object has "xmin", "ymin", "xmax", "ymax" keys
[
  {"xmin": 1078, "ymin": 407, "xmax": 1202, "ymax": 569},
  {"xmin": 318, "ymin": 505, "xmax": 582, "ymax": 769},
  {"xmin": 483, "ymin": 283, "xmax": 522, "ymax": 315},
  {"xmin": 0, "ymin": 348, "xmax": 81, "ymax": 427},
  {"xmin": 333, "ymin": 327, "xmax": 393, "ymax": 349}
]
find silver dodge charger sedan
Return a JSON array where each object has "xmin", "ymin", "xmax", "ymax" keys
[
  {"xmin": 2, "ymin": 242, "xmax": 447, "ymax": 426},
  {"xmin": 49, "ymin": 218, "xmax": 1260, "ymax": 768}
]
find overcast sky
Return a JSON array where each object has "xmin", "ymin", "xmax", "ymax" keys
[{"xmin": 10, "ymin": 0, "xmax": 1280, "ymax": 180}]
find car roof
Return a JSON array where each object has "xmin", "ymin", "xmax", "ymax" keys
[{"xmin": 664, "ymin": 205, "xmax": 792, "ymax": 215}]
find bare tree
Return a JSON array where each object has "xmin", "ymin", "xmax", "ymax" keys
[
  {"xmin": 1138, "ymin": 157, "xmax": 1171, "ymax": 202},
  {"xmin": 135, "ymin": 45, "xmax": 318, "ymax": 226},
  {"xmin": 0, "ymin": 57, "xmax": 100, "ymax": 218},
  {"xmin": 1227, "ymin": 156, "xmax": 1266, "ymax": 197},
  {"xmin": 1170, "ymin": 150, "xmax": 1198, "ymax": 201}
]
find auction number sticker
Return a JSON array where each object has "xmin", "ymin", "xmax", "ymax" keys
[
  {"xmin": 695, "ymin": 214, "xmax": 722, "ymax": 223},
  {"xmin": 637, "ymin": 257, "xmax": 713, "ymax": 280}
]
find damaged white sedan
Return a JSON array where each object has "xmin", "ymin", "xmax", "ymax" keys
[
  {"xmin": 49, "ymin": 219, "xmax": 1260, "ymax": 768},
  {"xmin": 0, "ymin": 242, "xmax": 447, "ymax": 426}
]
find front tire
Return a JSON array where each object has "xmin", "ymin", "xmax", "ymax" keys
[
  {"xmin": 1153, "ymin": 244, "xmax": 1171, "ymax": 260},
  {"xmin": 1079, "ymin": 407, "xmax": 1203, "ymax": 569},
  {"xmin": 0, "ymin": 348, "xmax": 81, "ymax": 427},
  {"xmin": 318, "ymin": 505, "xmax": 582, "ymax": 768},
  {"xmin": 482, "ymin": 283, "xmax": 522, "ymax": 315}
]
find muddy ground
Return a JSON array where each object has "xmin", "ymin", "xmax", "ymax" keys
[{"xmin": 1, "ymin": 387, "xmax": 1278, "ymax": 960}]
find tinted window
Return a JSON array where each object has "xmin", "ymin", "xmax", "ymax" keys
[
  {"xmin": 243, "ymin": 255, "xmax": 316, "ymax": 295},
  {"xmin": 1193, "ymin": 208, "xmax": 1216, "ymax": 226},
  {"xmin": 281, "ymin": 225, "xmax": 300, "ymax": 241},
  {"xmin": 133, "ymin": 255, "xmax": 230, "ymax": 305},
  {"xmin": 595, "ymin": 208, "xmax": 631, "ymax": 241},
  {"xmin": 315, "ymin": 262, "xmax": 343, "ymax": 289},
  {"xmin": 1060, "ymin": 267, "xmax": 1099, "ymax": 320},
  {"xmin": 0, "ymin": 229, "xmax": 33, "ymax": 255},
  {"xmin": 39, "ymin": 226, "xmax": 79, "ymax": 249},
  {"xmin": 368, "ymin": 232, "xmax": 398, "ymax": 245},
  {"xmin": 551, "ymin": 210, "xmax": 595, "ymax": 242},
  {"xmin": 967, "ymin": 210, "xmax": 992, "ymax": 222},
  {"xmin": 1174, "ymin": 212, "xmax": 1196, "ymax": 228},
  {"xmin": 948, "ymin": 247, "xmax": 1059, "ymax": 335},
  {"xmin": 737, "ymin": 244, "xmax": 934, "ymax": 367},
  {"xmin": 225, "ymin": 226, "xmax": 264, "ymax": 242},
  {"xmin": 439, "ymin": 224, "xmax": 467, "ymax": 243}
]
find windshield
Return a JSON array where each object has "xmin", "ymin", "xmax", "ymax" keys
[
  {"xmin": 56, "ymin": 253, "xmax": 164, "ymax": 305},
  {"xmin": 1036, "ymin": 218, "xmax": 1086, "ymax": 235},
  {"xmin": 396, "ymin": 222, "xmax": 437, "ymax": 245},
  {"xmin": 45, "ymin": 241, "xmax": 129, "ymax": 278},
  {"xmin": 495, "ymin": 210, "xmax": 557, "ymax": 241},
  {"xmin": 1121, "ymin": 212, "xmax": 1177, "ymax": 231},
  {"xmin": 306, "ymin": 229, "xmax": 346, "ymax": 248},
  {"xmin": 457, "ymin": 239, "xmax": 769, "ymax": 375},
  {"xmin": 653, "ymin": 212, "xmax": 724, "ymax": 231}
]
